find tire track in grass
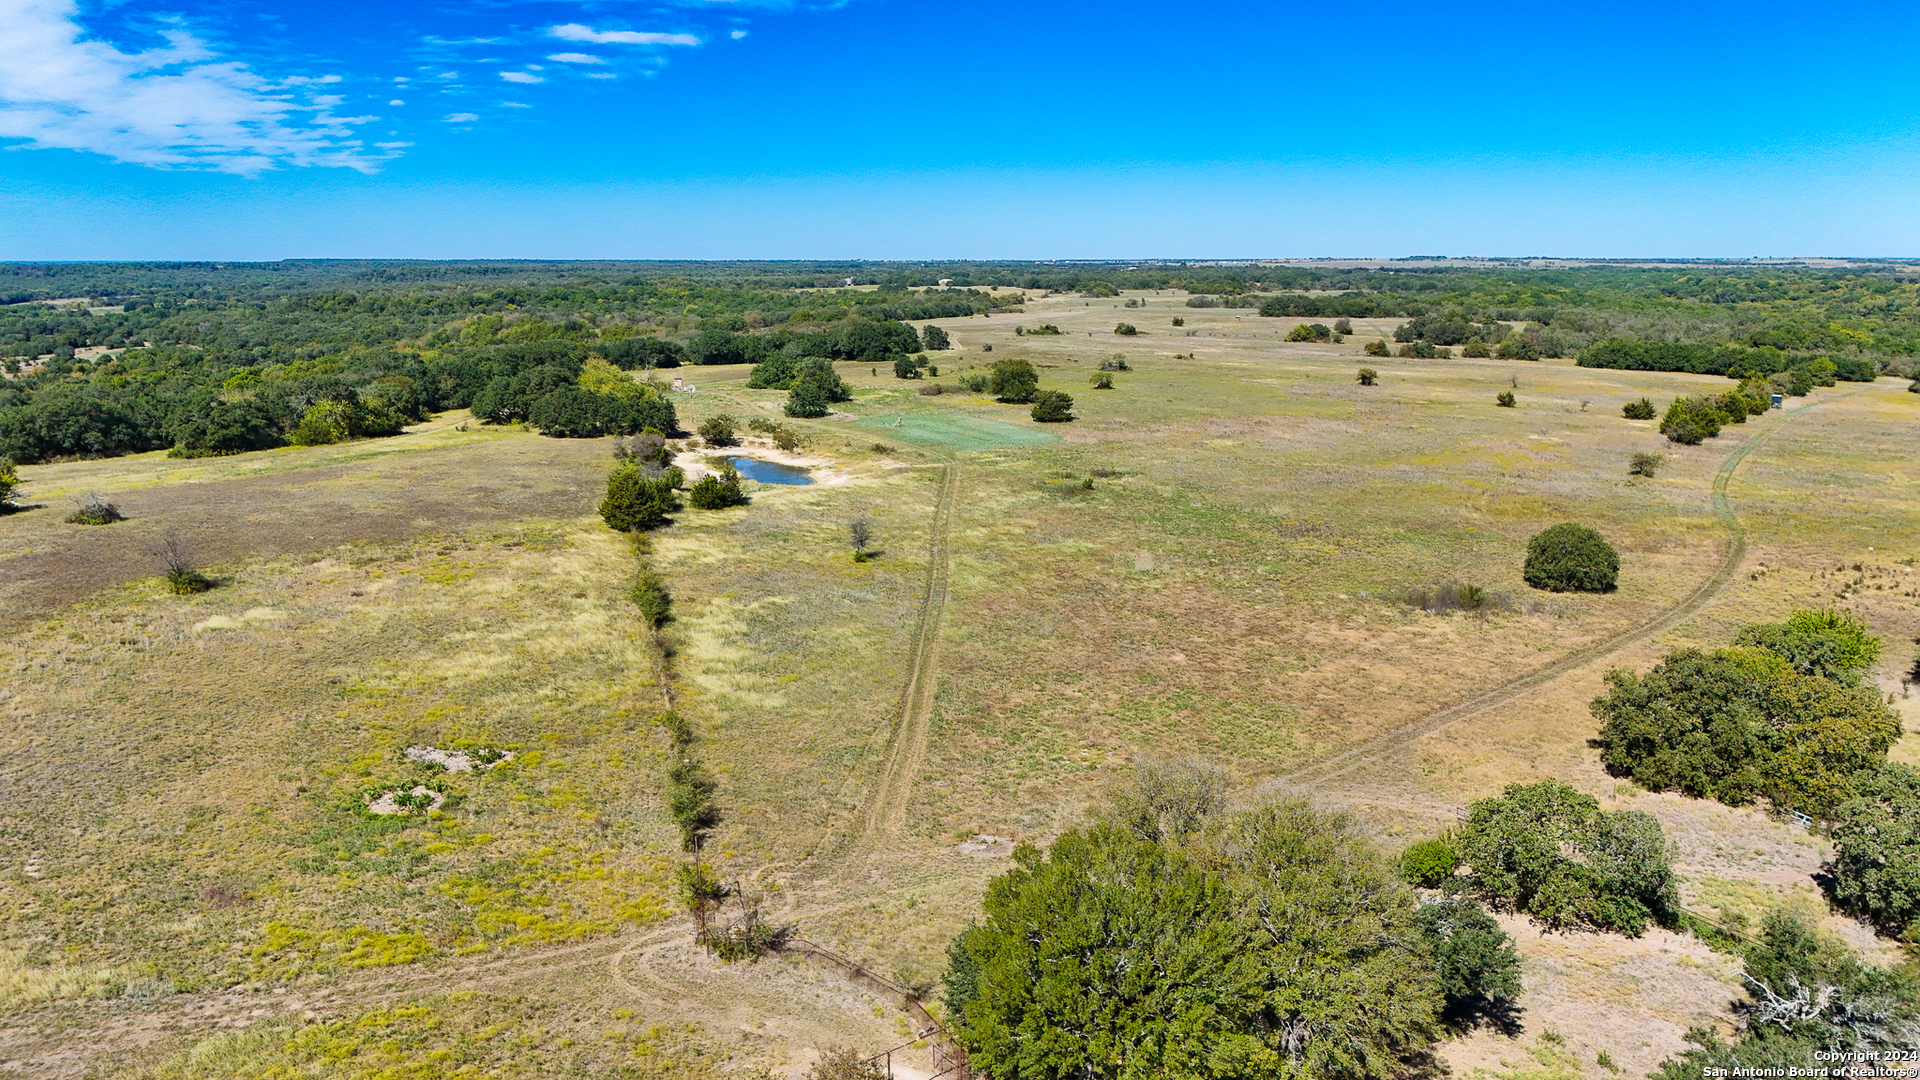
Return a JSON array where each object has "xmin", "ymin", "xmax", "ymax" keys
[
  {"xmin": 1276, "ymin": 393, "xmax": 1848, "ymax": 787},
  {"xmin": 854, "ymin": 459, "xmax": 959, "ymax": 846}
]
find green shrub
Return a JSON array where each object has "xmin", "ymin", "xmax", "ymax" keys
[
  {"xmin": 1495, "ymin": 390, "xmax": 1515, "ymax": 407},
  {"xmin": 1523, "ymin": 522, "xmax": 1619, "ymax": 593},
  {"xmin": 528, "ymin": 385, "xmax": 675, "ymax": 438},
  {"xmin": 1622, "ymin": 397, "xmax": 1657, "ymax": 420},
  {"xmin": 0, "ymin": 459, "xmax": 19, "ymax": 508},
  {"xmin": 1356, "ymin": 368, "xmax": 1379, "ymax": 386},
  {"xmin": 1089, "ymin": 371, "xmax": 1114, "ymax": 389},
  {"xmin": 1460, "ymin": 341, "xmax": 1491, "ymax": 357},
  {"xmin": 65, "ymin": 494, "xmax": 123, "ymax": 525},
  {"xmin": 629, "ymin": 567, "xmax": 672, "ymax": 628},
  {"xmin": 1592, "ymin": 645, "xmax": 1896, "ymax": 815},
  {"xmin": 1660, "ymin": 396, "xmax": 1727, "ymax": 444},
  {"xmin": 687, "ymin": 465, "xmax": 748, "ymax": 510},
  {"xmin": 1456, "ymin": 779, "xmax": 1679, "ymax": 935},
  {"xmin": 921, "ymin": 324, "xmax": 951, "ymax": 351},
  {"xmin": 1171, "ymin": 317, "xmax": 1185, "ymax": 327},
  {"xmin": 1628, "ymin": 451, "xmax": 1663, "ymax": 477},
  {"xmin": 667, "ymin": 756, "xmax": 720, "ymax": 851},
  {"xmin": 287, "ymin": 397, "xmax": 406, "ymax": 447},
  {"xmin": 1363, "ymin": 339, "xmax": 1391, "ymax": 357},
  {"xmin": 1415, "ymin": 897, "xmax": 1521, "ymax": 1022},
  {"xmin": 164, "ymin": 569, "xmax": 212, "ymax": 595},
  {"xmin": 945, "ymin": 804, "xmax": 1446, "ymax": 1080},
  {"xmin": 892, "ymin": 355, "xmax": 923, "ymax": 379},
  {"xmin": 657, "ymin": 711, "xmax": 694, "ymax": 749},
  {"xmin": 1286, "ymin": 322, "xmax": 1332, "ymax": 342},
  {"xmin": 1113, "ymin": 322, "xmax": 1138, "ymax": 336},
  {"xmin": 1828, "ymin": 764, "xmax": 1920, "ymax": 935},
  {"xmin": 615, "ymin": 430, "xmax": 671, "ymax": 466},
  {"xmin": 599, "ymin": 465, "xmax": 676, "ymax": 531},
  {"xmin": 784, "ymin": 358, "xmax": 850, "ymax": 419},
  {"xmin": 1030, "ymin": 391, "xmax": 1075, "ymax": 423},
  {"xmin": 1400, "ymin": 838, "xmax": 1459, "ymax": 886},
  {"xmin": 697, "ymin": 413, "xmax": 738, "ymax": 446},
  {"xmin": 988, "ymin": 358, "xmax": 1040, "ymax": 403},
  {"xmin": 1734, "ymin": 608, "xmax": 1883, "ymax": 682},
  {"xmin": 1098, "ymin": 356, "xmax": 1131, "ymax": 371}
]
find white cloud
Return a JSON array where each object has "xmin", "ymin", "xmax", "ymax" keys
[
  {"xmin": 374, "ymin": 141, "xmax": 411, "ymax": 148},
  {"xmin": 499, "ymin": 101, "xmax": 531, "ymax": 108},
  {"xmin": 586, "ymin": 72, "xmax": 617, "ymax": 80},
  {"xmin": 500, "ymin": 71, "xmax": 544, "ymax": 84},
  {"xmin": 388, "ymin": 98, "xmax": 405, "ymax": 105},
  {"xmin": 0, "ymin": 0, "xmax": 394, "ymax": 174},
  {"xmin": 444, "ymin": 112, "xmax": 478, "ymax": 122},
  {"xmin": 549, "ymin": 23, "xmax": 701, "ymax": 47},
  {"xmin": 731, "ymin": 30, "xmax": 748, "ymax": 40},
  {"xmin": 547, "ymin": 52, "xmax": 604, "ymax": 64}
]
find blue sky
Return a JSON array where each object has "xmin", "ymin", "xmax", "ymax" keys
[{"xmin": 1, "ymin": 0, "xmax": 1916, "ymax": 259}]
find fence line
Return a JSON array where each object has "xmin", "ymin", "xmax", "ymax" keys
[{"xmin": 780, "ymin": 937, "xmax": 975, "ymax": 1080}]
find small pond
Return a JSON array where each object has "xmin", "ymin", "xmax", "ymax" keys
[{"xmin": 725, "ymin": 456, "xmax": 814, "ymax": 485}]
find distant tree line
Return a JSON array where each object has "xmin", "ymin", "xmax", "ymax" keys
[{"xmin": 1577, "ymin": 339, "xmax": 1880, "ymax": 381}]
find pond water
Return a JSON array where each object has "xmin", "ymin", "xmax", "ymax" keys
[{"xmin": 725, "ymin": 456, "xmax": 814, "ymax": 485}]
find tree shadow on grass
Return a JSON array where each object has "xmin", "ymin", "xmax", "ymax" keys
[{"xmin": 1445, "ymin": 994, "xmax": 1525, "ymax": 1038}]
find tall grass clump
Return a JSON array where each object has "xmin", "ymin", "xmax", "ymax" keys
[{"xmin": 1399, "ymin": 582, "xmax": 1509, "ymax": 614}]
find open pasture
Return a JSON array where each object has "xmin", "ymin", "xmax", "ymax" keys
[{"xmin": 2, "ymin": 287, "xmax": 1917, "ymax": 1077}]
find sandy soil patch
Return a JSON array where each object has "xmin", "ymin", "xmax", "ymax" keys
[
  {"xmin": 1438, "ymin": 913, "xmax": 1740, "ymax": 1079},
  {"xmin": 403, "ymin": 745, "xmax": 514, "ymax": 772}
]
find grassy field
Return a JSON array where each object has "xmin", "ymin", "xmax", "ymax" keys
[{"xmin": 3, "ymin": 289, "xmax": 1917, "ymax": 1078}]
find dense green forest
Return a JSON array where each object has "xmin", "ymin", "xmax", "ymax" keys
[{"xmin": 3, "ymin": 260, "xmax": 1918, "ymax": 463}]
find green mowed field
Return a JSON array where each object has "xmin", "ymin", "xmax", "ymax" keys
[{"xmin": 3, "ymin": 290, "xmax": 1917, "ymax": 1078}]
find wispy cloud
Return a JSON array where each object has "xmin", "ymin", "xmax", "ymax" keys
[
  {"xmin": 549, "ymin": 24, "xmax": 701, "ymax": 47},
  {"xmin": 0, "ymin": 0, "xmax": 395, "ymax": 174},
  {"xmin": 501, "ymin": 71, "xmax": 544, "ymax": 84},
  {"xmin": 547, "ymin": 53, "xmax": 605, "ymax": 64},
  {"xmin": 444, "ymin": 112, "xmax": 478, "ymax": 123},
  {"xmin": 731, "ymin": 30, "xmax": 749, "ymax": 40}
]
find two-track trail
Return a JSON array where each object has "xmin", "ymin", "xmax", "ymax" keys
[
  {"xmin": 852, "ymin": 459, "xmax": 959, "ymax": 848},
  {"xmin": 1277, "ymin": 394, "xmax": 1847, "ymax": 788}
]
